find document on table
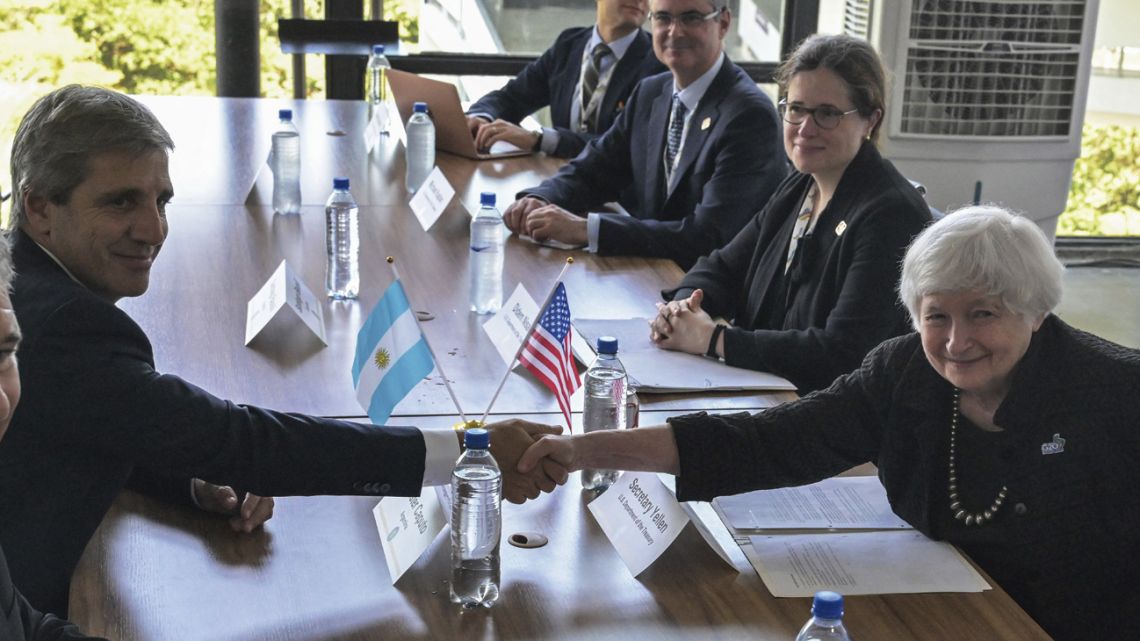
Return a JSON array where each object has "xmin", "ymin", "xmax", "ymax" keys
[
  {"xmin": 715, "ymin": 477, "xmax": 910, "ymax": 531},
  {"xmin": 745, "ymin": 530, "xmax": 991, "ymax": 596},
  {"xmin": 574, "ymin": 318, "xmax": 794, "ymax": 392}
]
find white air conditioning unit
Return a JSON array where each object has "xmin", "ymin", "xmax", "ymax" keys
[{"xmin": 845, "ymin": 0, "xmax": 1101, "ymax": 239}]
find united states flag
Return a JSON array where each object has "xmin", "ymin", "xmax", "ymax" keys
[{"xmin": 519, "ymin": 282, "xmax": 580, "ymax": 430}]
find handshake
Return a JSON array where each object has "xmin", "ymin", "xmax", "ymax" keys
[
  {"xmin": 484, "ymin": 419, "xmax": 676, "ymax": 504},
  {"xmin": 483, "ymin": 419, "xmax": 575, "ymax": 504}
]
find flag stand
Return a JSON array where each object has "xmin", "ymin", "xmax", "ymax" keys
[
  {"xmin": 479, "ymin": 257, "xmax": 575, "ymax": 425},
  {"xmin": 385, "ymin": 257, "xmax": 470, "ymax": 424}
]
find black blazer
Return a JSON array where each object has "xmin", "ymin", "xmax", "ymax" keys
[
  {"xmin": 467, "ymin": 26, "xmax": 665, "ymax": 158},
  {"xmin": 0, "ymin": 543, "xmax": 101, "ymax": 640},
  {"xmin": 670, "ymin": 316, "xmax": 1140, "ymax": 641},
  {"xmin": 671, "ymin": 143, "xmax": 931, "ymax": 391},
  {"xmin": 0, "ymin": 230, "xmax": 433, "ymax": 615},
  {"xmin": 522, "ymin": 59, "xmax": 787, "ymax": 270}
]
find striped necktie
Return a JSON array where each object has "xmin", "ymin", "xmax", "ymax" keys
[
  {"xmin": 579, "ymin": 43, "xmax": 611, "ymax": 132},
  {"xmin": 665, "ymin": 93, "xmax": 687, "ymax": 172}
]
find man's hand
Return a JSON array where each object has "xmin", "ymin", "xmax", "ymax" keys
[
  {"xmin": 473, "ymin": 119, "xmax": 536, "ymax": 153},
  {"xmin": 465, "ymin": 115, "xmax": 489, "ymax": 138},
  {"xmin": 524, "ymin": 204, "xmax": 588, "ymax": 246},
  {"xmin": 503, "ymin": 196, "xmax": 549, "ymax": 233},
  {"xmin": 649, "ymin": 289, "xmax": 716, "ymax": 354},
  {"xmin": 484, "ymin": 419, "xmax": 569, "ymax": 504},
  {"xmin": 192, "ymin": 478, "xmax": 275, "ymax": 533}
]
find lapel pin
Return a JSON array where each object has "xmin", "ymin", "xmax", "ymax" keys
[
  {"xmin": 1041, "ymin": 433, "xmax": 1066, "ymax": 455},
  {"xmin": 701, "ymin": 117, "xmax": 711, "ymax": 131},
  {"xmin": 834, "ymin": 221, "xmax": 847, "ymax": 236}
]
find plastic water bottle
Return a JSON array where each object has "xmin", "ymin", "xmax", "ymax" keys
[
  {"xmin": 324, "ymin": 177, "xmax": 359, "ymax": 300},
  {"xmin": 581, "ymin": 336, "xmax": 627, "ymax": 491},
  {"xmin": 271, "ymin": 109, "xmax": 301, "ymax": 215},
  {"xmin": 794, "ymin": 591, "xmax": 852, "ymax": 641},
  {"xmin": 365, "ymin": 44, "xmax": 391, "ymax": 133},
  {"xmin": 450, "ymin": 428, "xmax": 502, "ymax": 609},
  {"xmin": 468, "ymin": 192, "xmax": 505, "ymax": 314},
  {"xmin": 405, "ymin": 101, "xmax": 435, "ymax": 193}
]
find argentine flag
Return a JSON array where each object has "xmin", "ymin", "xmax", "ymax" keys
[{"xmin": 352, "ymin": 280, "xmax": 434, "ymax": 424}]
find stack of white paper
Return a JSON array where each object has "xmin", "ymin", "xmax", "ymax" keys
[
  {"xmin": 574, "ymin": 318, "xmax": 795, "ymax": 392},
  {"xmin": 714, "ymin": 477, "xmax": 991, "ymax": 597}
]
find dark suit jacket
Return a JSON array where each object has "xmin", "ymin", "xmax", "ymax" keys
[
  {"xmin": 670, "ymin": 316, "xmax": 1140, "ymax": 641},
  {"xmin": 0, "ymin": 230, "xmax": 434, "ymax": 615},
  {"xmin": 670, "ymin": 143, "xmax": 931, "ymax": 392},
  {"xmin": 521, "ymin": 59, "xmax": 787, "ymax": 270},
  {"xmin": 467, "ymin": 26, "xmax": 664, "ymax": 158},
  {"xmin": 0, "ymin": 543, "xmax": 102, "ymax": 640}
]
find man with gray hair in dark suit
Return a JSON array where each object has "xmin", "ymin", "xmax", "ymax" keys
[{"xmin": 503, "ymin": 0, "xmax": 788, "ymax": 270}]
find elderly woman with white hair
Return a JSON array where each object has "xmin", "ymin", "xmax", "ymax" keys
[{"xmin": 520, "ymin": 206, "xmax": 1140, "ymax": 641}]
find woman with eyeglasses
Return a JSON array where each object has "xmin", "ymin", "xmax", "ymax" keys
[{"xmin": 649, "ymin": 33, "xmax": 931, "ymax": 392}]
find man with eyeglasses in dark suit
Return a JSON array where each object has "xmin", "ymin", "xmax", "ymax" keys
[{"xmin": 502, "ymin": 0, "xmax": 788, "ymax": 270}]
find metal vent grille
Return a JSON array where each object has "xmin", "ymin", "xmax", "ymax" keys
[
  {"xmin": 899, "ymin": 0, "xmax": 1087, "ymax": 138},
  {"xmin": 909, "ymin": 0, "xmax": 1086, "ymax": 45},
  {"xmin": 844, "ymin": 0, "xmax": 874, "ymax": 41}
]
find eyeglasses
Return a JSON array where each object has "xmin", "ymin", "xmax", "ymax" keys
[
  {"xmin": 650, "ymin": 7, "xmax": 722, "ymax": 29},
  {"xmin": 778, "ymin": 100, "xmax": 860, "ymax": 130}
]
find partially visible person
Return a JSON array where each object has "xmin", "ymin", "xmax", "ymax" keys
[
  {"xmin": 649, "ymin": 33, "xmax": 930, "ymax": 392},
  {"xmin": 502, "ymin": 0, "xmax": 787, "ymax": 270},
  {"xmin": 522, "ymin": 206, "xmax": 1140, "ymax": 641},
  {"xmin": 0, "ymin": 235, "xmax": 106, "ymax": 640},
  {"xmin": 466, "ymin": 0, "xmax": 665, "ymax": 158},
  {"xmin": 0, "ymin": 85, "xmax": 567, "ymax": 616}
]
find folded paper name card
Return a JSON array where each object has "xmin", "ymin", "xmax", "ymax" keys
[{"xmin": 245, "ymin": 260, "xmax": 327, "ymax": 346}]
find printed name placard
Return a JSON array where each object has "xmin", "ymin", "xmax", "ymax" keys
[
  {"xmin": 363, "ymin": 106, "xmax": 389, "ymax": 153},
  {"xmin": 371, "ymin": 486, "xmax": 447, "ymax": 583},
  {"xmin": 407, "ymin": 166, "xmax": 454, "ymax": 231},
  {"xmin": 244, "ymin": 260, "xmax": 326, "ymax": 345},
  {"xmin": 587, "ymin": 472, "xmax": 691, "ymax": 576},
  {"xmin": 481, "ymin": 284, "xmax": 539, "ymax": 367}
]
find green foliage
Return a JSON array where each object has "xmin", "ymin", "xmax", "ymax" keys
[
  {"xmin": 1059, "ymin": 122, "xmax": 1140, "ymax": 236},
  {"xmin": 0, "ymin": 0, "xmax": 420, "ymax": 98}
]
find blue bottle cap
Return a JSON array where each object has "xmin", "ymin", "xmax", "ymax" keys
[
  {"xmin": 278, "ymin": 108, "xmax": 293, "ymax": 121},
  {"xmin": 333, "ymin": 177, "xmax": 350, "ymax": 191},
  {"xmin": 372, "ymin": 44, "xmax": 385, "ymax": 55},
  {"xmin": 464, "ymin": 427, "xmax": 490, "ymax": 449},
  {"xmin": 811, "ymin": 591, "xmax": 843, "ymax": 619},
  {"xmin": 413, "ymin": 101, "xmax": 428, "ymax": 113},
  {"xmin": 480, "ymin": 192, "xmax": 496, "ymax": 207},
  {"xmin": 596, "ymin": 336, "xmax": 618, "ymax": 355}
]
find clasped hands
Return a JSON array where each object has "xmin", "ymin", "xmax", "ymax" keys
[
  {"xmin": 649, "ymin": 288, "xmax": 719, "ymax": 356},
  {"xmin": 502, "ymin": 196, "xmax": 588, "ymax": 247}
]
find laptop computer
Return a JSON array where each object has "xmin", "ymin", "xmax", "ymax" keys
[{"xmin": 387, "ymin": 69, "xmax": 532, "ymax": 160}]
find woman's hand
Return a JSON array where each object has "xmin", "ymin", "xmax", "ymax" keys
[{"xmin": 649, "ymin": 289, "xmax": 716, "ymax": 355}]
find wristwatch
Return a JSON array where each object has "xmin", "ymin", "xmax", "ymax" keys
[
  {"xmin": 707, "ymin": 324, "xmax": 727, "ymax": 359},
  {"xmin": 530, "ymin": 129, "xmax": 543, "ymax": 152}
]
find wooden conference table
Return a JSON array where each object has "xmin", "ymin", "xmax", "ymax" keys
[{"xmin": 67, "ymin": 96, "xmax": 1050, "ymax": 640}]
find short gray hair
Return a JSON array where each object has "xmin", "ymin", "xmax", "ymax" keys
[
  {"xmin": 899, "ymin": 205, "xmax": 1064, "ymax": 328},
  {"xmin": 8, "ymin": 85, "xmax": 174, "ymax": 230}
]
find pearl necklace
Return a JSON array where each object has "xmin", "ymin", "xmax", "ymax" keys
[{"xmin": 948, "ymin": 388, "xmax": 1008, "ymax": 526}]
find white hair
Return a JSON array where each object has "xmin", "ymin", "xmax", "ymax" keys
[{"xmin": 899, "ymin": 205, "xmax": 1064, "ymax": 329}]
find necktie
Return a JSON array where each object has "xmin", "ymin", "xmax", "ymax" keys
[
  {"xmin": 580, "ymin": 43, "xmax": 611, "ymax": 132},
  {"xmin": 665, "ymin": 93, "xmax": 687, "ymax": 172}
]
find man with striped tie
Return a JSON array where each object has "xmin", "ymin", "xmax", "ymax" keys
[
  {"xmin": 502, "ymin": 0, "xmax": 788, "ymax": 270},
  {"xmin": 465, "ymin": 0, "xmax": 665, "ymax": 159}
]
